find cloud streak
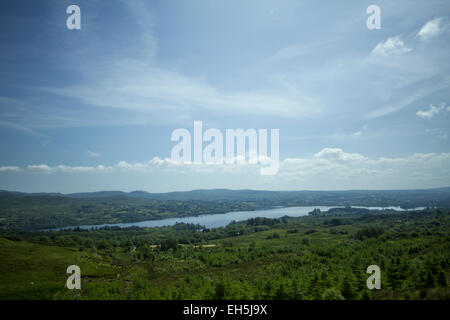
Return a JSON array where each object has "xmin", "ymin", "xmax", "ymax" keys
[{"xmin": 48, "ymin": 59, "xmax": 323, "ymax": 122}]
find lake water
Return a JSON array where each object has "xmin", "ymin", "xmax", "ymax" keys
[{"xmin": 54, "ymin": 205, "xmax": 424, "ymax": 231}]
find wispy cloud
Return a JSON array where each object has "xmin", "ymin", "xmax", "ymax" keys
[
  {"xmin": 366, "ymin": 86, "xmax": 447, "ymax": 119},
  {"xmin": 87, "ymin": 150, "xmax": 102, "ymax": 158},
  {"xmin": 48, "ymin": 59, "xmax": 323, "ymax": 122},
  {"xmin": 0, "ymin": 119, "xmax": 53, "ymax": 145},
  {"xmin": 351, "ymin": 131, "xmax": 362, "ymax": 138},
  {"xmin": 417, "ymin": 18, "xmax": 446, "ymax": 40},
  {"xmin": 267, "ymin": 39, "xmax": 337, "ymax": 62},
  {"xmin": 120, "ymin": 0, "xmax": 158, "ymax": 62},
  {"xmin": 416, "ymin": 103, "xmax": 447, "ymax": 118}
]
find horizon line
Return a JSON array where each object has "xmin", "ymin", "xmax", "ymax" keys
[{"xmin": 1, "ymin": 186, "xmax": 450, "ymax": 196}]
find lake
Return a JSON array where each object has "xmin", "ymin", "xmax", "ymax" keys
[{"xmin": 54, "ymin": 205, "xmax": 424, "ymax": 231}]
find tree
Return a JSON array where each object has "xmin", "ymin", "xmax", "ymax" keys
[
  {"xmin": 322, "ymin": 288, "xmax": 344, "ymax": 300},
  {"xmin": 438, "ymin": 271, "xmax": 447, "ymax": 287},
  {"xmin": 425, "ymin": 271, "xmax": 435, "ymax": 288},
  {"xmin": 341, "ymin": 273, "xmax": 358, "ymax": 300},
  {"xmin": 214, "ymin": 280, "xmax": 227, "ymax": 300},
  {"xmin": 308, "ymin": 273, "xmax": 322, "ymax": 299},
  {"xmin": 159, "ymin": 238, "xmax": 177, "ymax": 251},
  {"xmin": 274, "ymin": 282, "xmax": 288, "ymax": 300}
]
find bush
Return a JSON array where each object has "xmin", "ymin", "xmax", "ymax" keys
[
  {"xmin": 159, "ymin": 238, "xmax": 177, "ymax": 251},
  {"xmin": 354, "ymin": 227, "xmax": 384, "ymax": 240},
  {"xmin": 266, "ymin": 233, "xmax": 280, "ymax": 239}
]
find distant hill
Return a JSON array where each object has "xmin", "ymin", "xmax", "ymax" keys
[
  {"xmin": 3, "ymin": 187, "xmax": 450, "ymax": 203},
  {"xmin": 1, "ymin": 187, "xmax": 450, "ymax": 231},
  {"xmin": 67, "ymin": 191, "xmax": 129, "ymax": 198},
  {"xmin": 66, "ymin": 187, "xmax": 450, "ymax": 203}
]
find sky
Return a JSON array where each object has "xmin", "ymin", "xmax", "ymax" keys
[{"xmin": 0, "ymin": 0, "xmax": 449, "ymax": 193}]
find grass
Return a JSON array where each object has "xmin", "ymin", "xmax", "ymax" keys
[{"xmin": 0, "ymin": 237, "xmax": 81, "ymax": 299}]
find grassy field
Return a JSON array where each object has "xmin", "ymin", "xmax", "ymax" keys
[{"xmin": 0, "ymin": 237, "xmax": 82, "ymax": 299}]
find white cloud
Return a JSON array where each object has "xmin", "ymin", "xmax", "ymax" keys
[
  {"xmin": 54, "ymin": 165, "xmax": 109, "ymax": 173},
  {"xmin": 2, "ymin": 149, "xmax": 447, "ymax": 178},
  {"xmin": 0, "ymin": 166, "xmax": 20, "ymax": 173},
  {"xmin": 26, "ymin": 164, "xmax": 52, "ymax": 173},
  {"xmin": 418, "ymin": 18, "xmax": 443, "ymax": 40},
  {"xmin": 372, "ymin": 36, "xmax": 412, "ymax": 56},
  {"xmin": 313, "ymin": 148, "xmax": 367, "ymax": 161},
  {"xmin": 277, "ymin": 150, "xmax": 450, "ymax": 190},
  {"xmin": 416, "ymin": 103, "xmax": 447, "ymax": 118},
  {"xmin": 2, "ymin": 149, "xmax": 450, "ymax": 190},
  {"xmin": 10, "ymin": 158, "xmax": 180, "ymax": 175}
]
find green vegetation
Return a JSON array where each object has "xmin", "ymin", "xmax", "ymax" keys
[
  {"xmin": 0, "ymin": 237, "xmax": 82, "ymax": 299},
  {"xmin": 0, "ymin": 192, "xmax": 267, "ymax": 231},
  {"xmin": 1, "ymin": 207, "xmax": 449, "ymax": 300}
]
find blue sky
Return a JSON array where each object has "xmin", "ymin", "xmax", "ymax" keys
[{"xmin": 0, "ymin": 0, "xmax": 449, "ymax": 192}]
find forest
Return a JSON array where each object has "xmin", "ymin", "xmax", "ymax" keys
[{"xmin": 0, "ymin": 206, "xmax": 448, "ymax": 300}]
